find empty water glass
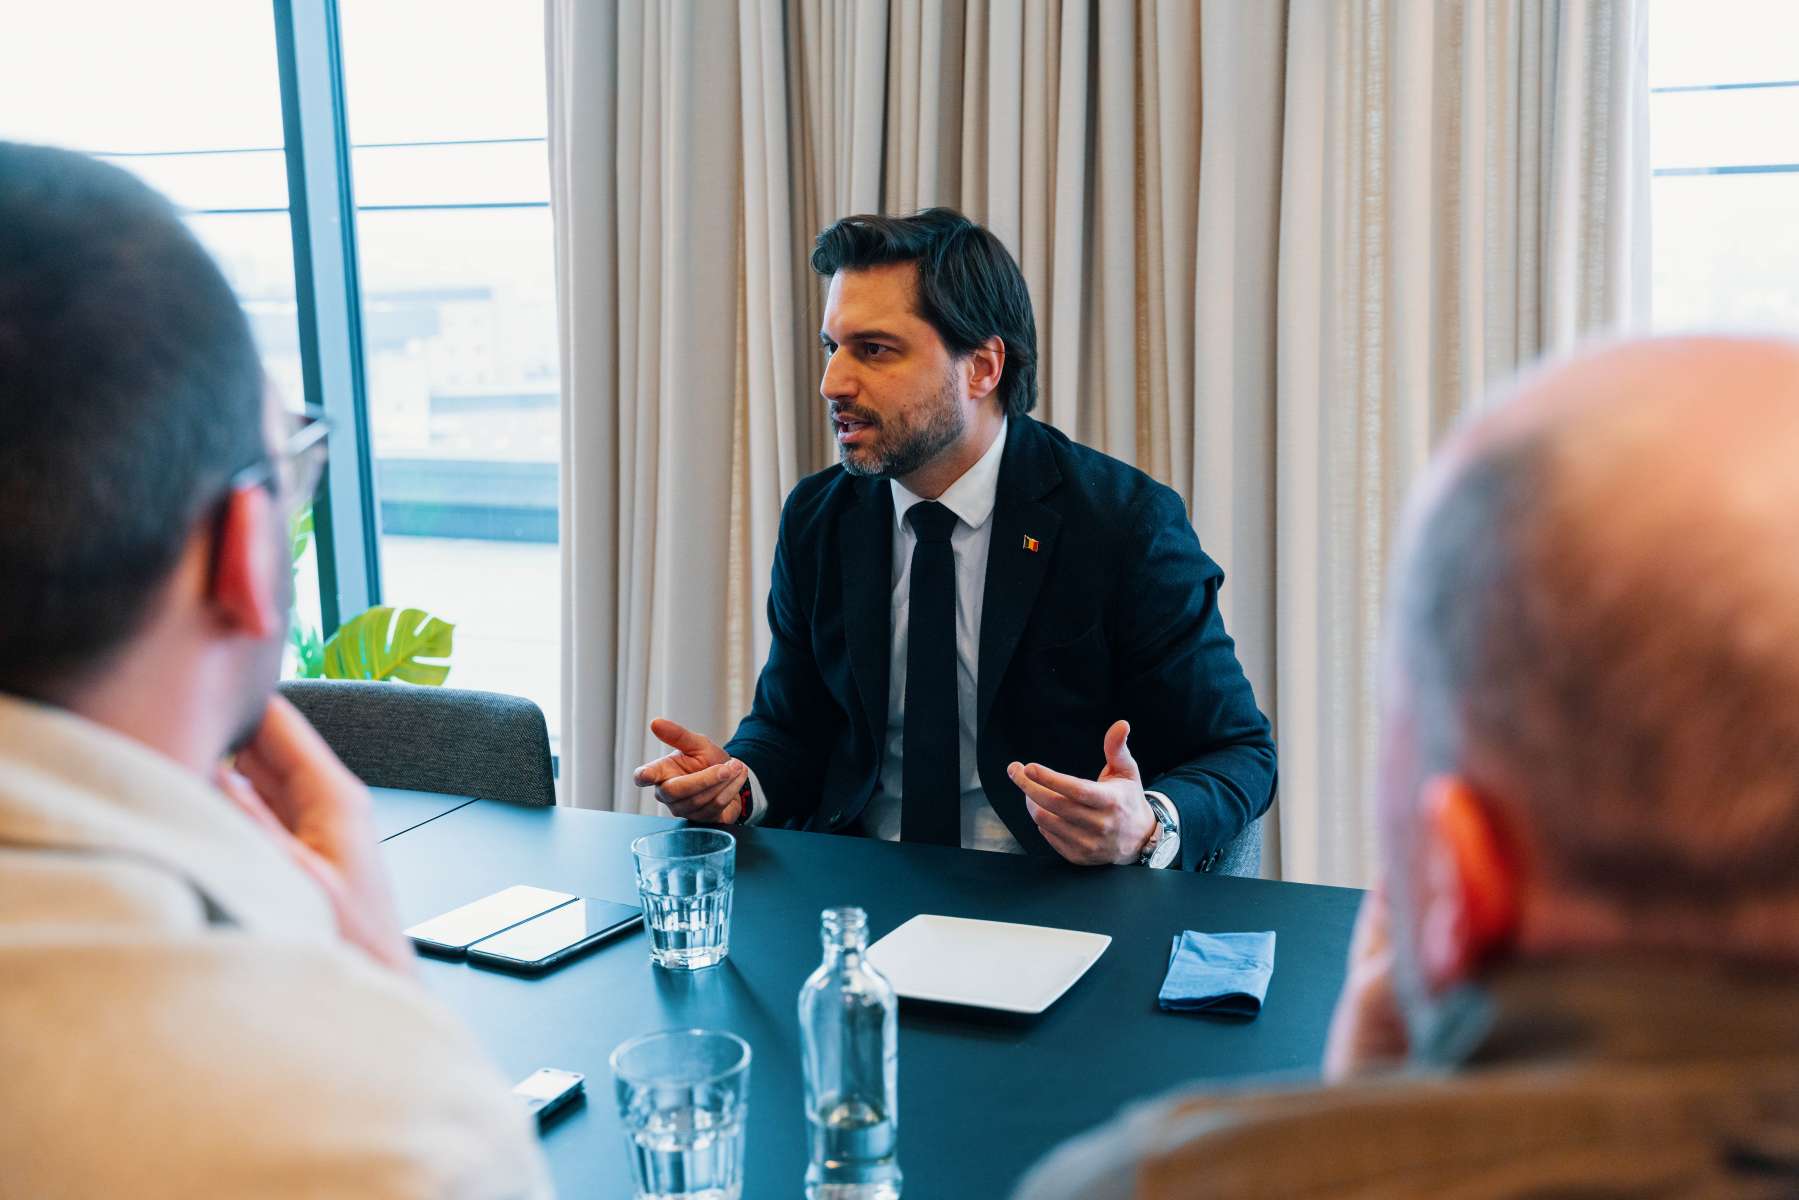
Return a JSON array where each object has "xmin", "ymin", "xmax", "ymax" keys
[
  {"xmin": 611, "ymin": 1029, "xmax": 752, "ymax": 1200},
  {"xmin": 632, "ymin": 828, "xmax": 735, "ymax": 970}
]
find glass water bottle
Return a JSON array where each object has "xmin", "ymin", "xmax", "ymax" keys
[{"xmin": 798, "ymin": 907, "xmax": 903, "ymax": 1199}]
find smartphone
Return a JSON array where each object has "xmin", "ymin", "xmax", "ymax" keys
[
  {"xmin": 512, "ymin": 1067, "xmax": 585, "ymax": 1128},
  {"xmin": 404, "ymin": 885, "xmax": 577, "ymax": 957},
  {"xmin": 466, "ymin": 898, "xmax": 645, "ymax": 972}
]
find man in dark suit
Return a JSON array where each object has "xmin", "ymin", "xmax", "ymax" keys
[{"xmin": 634, "ymin": 209, "xmax": 1274, "ymax": 869}]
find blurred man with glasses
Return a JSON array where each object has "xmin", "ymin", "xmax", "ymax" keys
[{"xmin": 0, "ymin": 142, "xmax": 550, "ymax": 1196}]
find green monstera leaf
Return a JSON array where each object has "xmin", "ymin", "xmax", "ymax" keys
[{"xmin": 322, "ymin": 606, "xmax": 454, "ymax": 685}]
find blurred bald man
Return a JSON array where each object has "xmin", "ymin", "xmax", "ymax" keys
[{"xmin": 1014, "ymin": 338, "xmax": 1799, "ymax": 1199}]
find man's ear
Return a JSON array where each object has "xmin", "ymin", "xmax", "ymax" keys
[
  {"xmin": 210, "ymin": 487, "xmax": 284, "ymax": 640},
  {"xmin": 965, "ymin": 336, "xmax": 1006, "ymax": 403},
  {"xmin": 1414, "ymin": 774, "xmax": 1521, "ymax": 993}
]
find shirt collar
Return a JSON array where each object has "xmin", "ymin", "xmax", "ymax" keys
[{"xmin": 890, "ymin": 416, "xmax": 1009, "ymax": 534}]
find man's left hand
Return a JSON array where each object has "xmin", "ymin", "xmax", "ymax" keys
[
  {"xmin": 1322, "ymin": 883, "xmax": 1408, "ymax": 1079},
  {"xmin": 1008, "ymin": 720, "xmax": 1158, "ymax": 866}
]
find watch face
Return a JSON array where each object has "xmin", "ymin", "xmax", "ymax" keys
[{"xmin": 1141, "ymin": 797, "xmax": 1179, "ymax": 867}]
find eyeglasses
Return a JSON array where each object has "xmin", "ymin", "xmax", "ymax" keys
[{"xmin": 229, "ymin": 404, "xmax": 330, "ymax": 510}]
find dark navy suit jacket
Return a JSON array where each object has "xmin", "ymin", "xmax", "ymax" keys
[{"xmin": 725, "ymin": 415, "xmax": 1276, "ymax": 869}]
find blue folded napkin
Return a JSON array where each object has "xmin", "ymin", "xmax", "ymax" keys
[{"xmin": 1158, "ymin": 930, "xmax": 1276, "ymax": 1018}]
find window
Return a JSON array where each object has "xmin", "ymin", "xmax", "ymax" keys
[
  {"xmin": 2, "ymin": 2, "xmax": 562, "ymax": 747},
  {"xmin": 338, "ymin": 0, "xmax": 561, "ymax": 742},
  {"xmin": 0, "ymin": 0, "xmax": 323, "ymax": 643},
  {"xmin": 1650, "ymin": 0, "xmax": 1799, "ymax": 331},
  {"xmin": 0, "ymin": 2, "xmax": 305, "ymax": 405}
]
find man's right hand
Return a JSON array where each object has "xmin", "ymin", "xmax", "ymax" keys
[
  {"xmin": 632, "ymin": 718, "xmax": 749, "ymax": 823},
  {"xmin": 218, "ymin": 695, "xmax": 415, "ymax": 976}
]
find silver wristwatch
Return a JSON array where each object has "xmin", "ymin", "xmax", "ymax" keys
[{"xmin": 1137, "ymin": 792, "xmax": 1181, "ymax": 869}]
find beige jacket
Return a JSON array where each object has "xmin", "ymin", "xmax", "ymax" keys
[
  {"xmin": 1013, "ymin": 958, "xmax": 1799, "ymax": 1199},
  {"xmin": 0, "ymin": 694, "xmax": 553, "ymax": 1198}
]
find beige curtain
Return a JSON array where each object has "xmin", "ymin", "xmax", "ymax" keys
[
  {"xmin": 548, "ymin": 1, "xmax": 746, "ymax": 815},
  {"xmin": 735, "ymin": 0, "xmax": 891, "ymax": 684},
  {"xmin": 548, "ymin": 0, "xmax": 1648, "ymax": 885},
  {"xmin": 1272, "ymin": 0, "xmax": 1650, "ymax": 885}
]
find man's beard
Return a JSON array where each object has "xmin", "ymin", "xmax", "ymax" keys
[
  {"xmin": 224, "ymin": 556, "xmax": 294, "ymax": 755},
  {"xmin": 837, "ymin": 369, "xmax": 967, "ymax": 480},
  {"xmin": 224, "ymin": 702, "xmax": 266, "ymax": 757}
]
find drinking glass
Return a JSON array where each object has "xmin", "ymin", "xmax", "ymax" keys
[
  {"xmin": 631, "ymin": 828, "xmax": 735, "ymax": 970},
  {"xmin": 611, "ymin": 1029, "xmax": 752, "ymax": 1200}
]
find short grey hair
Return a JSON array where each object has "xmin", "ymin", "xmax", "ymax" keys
[{"xmin": 1395, "ymin": 429, "xmax": 1799, "ymax": 910}]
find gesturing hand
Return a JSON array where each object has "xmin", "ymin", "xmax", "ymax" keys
[
  {"xmin": 217, "ymin": 695, "xmax": 415, "ymax": 976},
  {"xmin": 632, "ymin": 718, "xmax": 749, "ymax": 824},
  {"xmin": 1008, "ymin": 719, "xmax": 1158, "ymax": 866}
]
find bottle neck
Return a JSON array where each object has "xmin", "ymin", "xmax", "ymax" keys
[
  {"xmin": 822, "ymin": 944, "xmax": 864, "ymax": 971},
  {"xmin": 821, "ymin": 930, "xmax": 868, "ymax": 959},
  {"xmin": 819, "ymin": 907, "xmax": 869, "ymax": 962}
]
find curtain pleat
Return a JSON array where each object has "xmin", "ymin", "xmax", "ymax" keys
[{"xmin": 1270, "ymin": 0, "xmax": 1648, "ymax": 885}]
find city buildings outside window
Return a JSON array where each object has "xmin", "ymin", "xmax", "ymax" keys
[
  {"xmin": 1651, "ymin": 0, "xmax": 1799, "ymax": 332},
  {"xmin": 1, "ymin": 1, "xmax": 563, "ymax": 747},
  {"xmin": 339, "ymin": 0, "xmax": 561, "ymax": 741}
]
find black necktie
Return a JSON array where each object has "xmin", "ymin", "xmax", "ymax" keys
[{"xmin": 902, "ymin": 501, "xmax": 961, "ymax": 846}]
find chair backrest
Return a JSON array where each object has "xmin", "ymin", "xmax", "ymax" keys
[
  {"xmin": 277, "ymin": 680, "xmax": 555, "ymax": 807},
  {"xmin": 1212, "ymin": 814, "xmax": 1264, "ymax": 878}
]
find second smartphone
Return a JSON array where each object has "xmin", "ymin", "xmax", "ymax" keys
[{"xmin": 467, "ymin": 898, "xmax": 644, "ymax": 973}]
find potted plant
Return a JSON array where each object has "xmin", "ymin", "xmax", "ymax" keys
[{"xmin": 288, "ymin": 507, "xmax": 455, "ymax": 685}]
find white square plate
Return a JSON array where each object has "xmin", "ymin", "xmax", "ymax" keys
[{"xmin": 865, "ymin": 914, "xmax": 1112, "ymax": 1014}]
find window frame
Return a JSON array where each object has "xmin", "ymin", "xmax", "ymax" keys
[
  {"xmin": 1651, "ymin": 77, "xmax": 1799, "ymax": 181},
  {"xmin": 272, "ymin": 0, "xmax": 382, "ymax": 633}
]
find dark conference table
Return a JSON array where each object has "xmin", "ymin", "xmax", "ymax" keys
[
  {"xmin": 376, "ymin": 796, "xmax": 1362, "ymax": 1199},
  {"xmin": 371, "ymin": 786, "xmax": 478, "ymax": 840}
]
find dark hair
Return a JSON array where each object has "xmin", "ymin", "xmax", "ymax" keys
[
  {"xmin": 0, "ymin": 142, "xmax": 265, "ymax": 697},
  {"xmin": 811, "ymin": 207, "xmax": 1038, "ymax": 419}
]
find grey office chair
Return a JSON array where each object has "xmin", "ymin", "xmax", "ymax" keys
[
  {"xmin": 278, "ymin": 680, "xmax": 556, "ymax": 807},
  {"xmin": 1208, "ymin": 813, "xmax": 1263, "ymax": 878}
]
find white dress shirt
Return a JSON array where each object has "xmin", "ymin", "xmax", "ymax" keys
[
  {"xmin": 867, "ymin": 415, "xmax": 1015, "ymax": 851},
  {"xmin": 746, "ymin": 416, "xmax": 1177, "ymax": 861}
]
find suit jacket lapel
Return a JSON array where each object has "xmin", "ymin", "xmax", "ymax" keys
[
  {"xmin": 838, "ymin": 477, "xmax": 893, "ymax": 747},
  {"xmin": 978, "ymin": 418, "xmax": 1062, "ymax": 734}
]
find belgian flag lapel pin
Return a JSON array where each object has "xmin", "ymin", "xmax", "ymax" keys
[{"xmin": 1022, "ymin": 535, "xmax": 1041, "ymax": 553}]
